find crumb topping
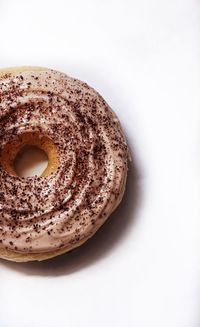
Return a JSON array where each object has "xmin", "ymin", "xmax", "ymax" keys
[{"xmin": 0, "ymin": 68, "xmax": 129, "ymax": 253}]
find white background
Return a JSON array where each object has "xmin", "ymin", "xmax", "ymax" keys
[{"xmin": 0, "ymin": 1, "xmax": 200, "ymax": 326}]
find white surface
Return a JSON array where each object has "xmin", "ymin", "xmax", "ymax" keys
[
  {"xmin": 14, "ymin": 146, "xmax": 48, "ymax": 178},
  {"xmin": 0, "ymin": 1, "xmax": 200, "ymax": 326}
]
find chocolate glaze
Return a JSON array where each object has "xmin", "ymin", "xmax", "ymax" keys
[{"xmin": 0, "ymin": 68, "xmax": 129, "ymax": 253}]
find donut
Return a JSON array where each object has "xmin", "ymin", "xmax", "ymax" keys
[{"xmin": 0, "ymin": 66, "xmax": 129, "ymax": 262}]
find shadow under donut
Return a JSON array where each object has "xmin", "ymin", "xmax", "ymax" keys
[{"xmin": 0, "ymin": 148, "xmax": 142, "ymax": 277}]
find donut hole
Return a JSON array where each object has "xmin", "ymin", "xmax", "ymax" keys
[
  {"xmin": 0, "ymin": 132, "xmax": 59, "ymax": 178},
  {"xmin": 14, "ymin": 145, "xmax": 48, "ymax": 178}
]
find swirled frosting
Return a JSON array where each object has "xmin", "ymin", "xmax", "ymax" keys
[{"xmin": 0, "ymin": 68, "xmax": 129, "ymax": 254}]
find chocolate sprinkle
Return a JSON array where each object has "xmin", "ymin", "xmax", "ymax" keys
[{"xmin": 0, "ymin": 68, "xmax": 129, "ymax": 254}]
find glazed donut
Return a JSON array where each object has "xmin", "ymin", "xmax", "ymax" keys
[{"xmin": 0, "ymin": 66, "xmax": 129, "ymax": 262}]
